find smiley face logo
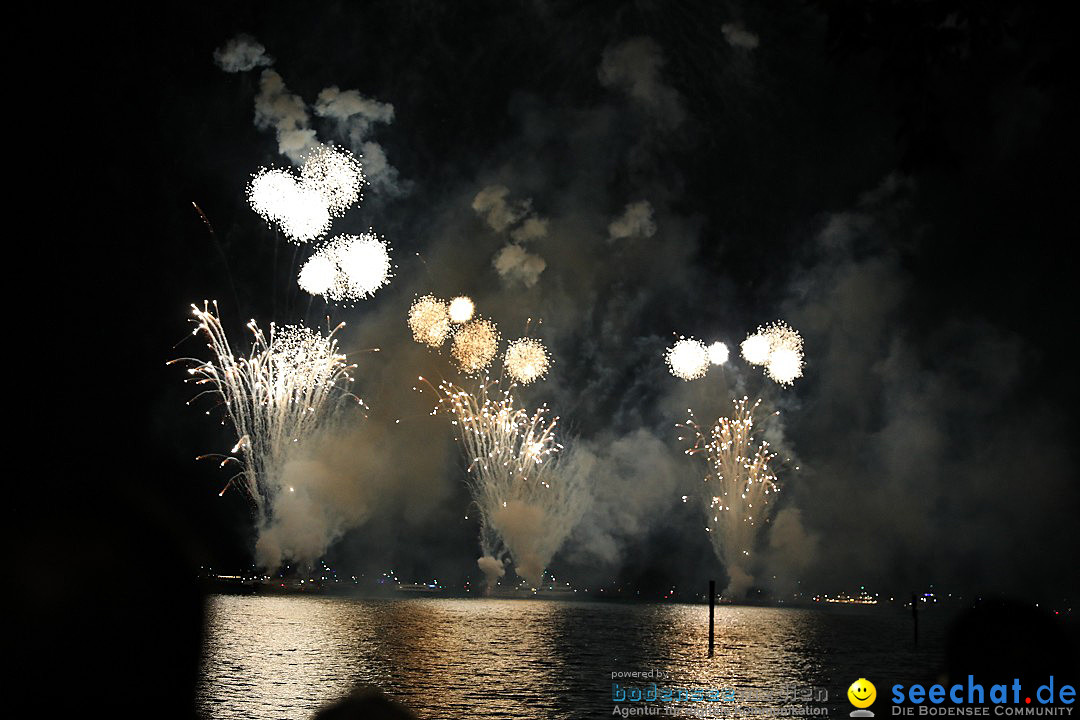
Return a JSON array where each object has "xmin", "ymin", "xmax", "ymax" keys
[{"xmin": 847, "ymin": 678, "xmax": 877, "ymax": 715}]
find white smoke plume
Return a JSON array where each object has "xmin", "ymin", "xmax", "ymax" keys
[
  {"xmin": 216, "ymin": 38, "xmax": 408, "ymax": 194},
  {"xmin": 511, "ymin": 216, "xmax": 549, "ymax": 244},
  {"xmin": 598, "ymin": 37, "xmax": 685, "ymax": 127},
  {"xmin": 253, "ymin": 70, "xmax": 319, "ymax": 164},
  {"xmin": 472, "ymin": 185, "xmax": 532, "ymax": 232},
  {"xmin": 608, "ymin": 200, "xmax": 657, "ymax": 241},
  {"xmin": 213, "ymin": 34, "xmax": 273, "ymax": 72},
  {"xmin": 721, "ymin": 23, "xmax": 760, "ymax": 51},
  {"xmin": 492, "ymin": 243, "xmax": 546, "ymax": 288},
  {"xmin": 476, "ymin": 555, "xmax": 506, "ymax": 588},
  {"xmin": 313, "ymin": 87, "xmax": 409, "ymax": 196},
  {"xmin": 254, "ymin": 426, "xmax": 375, "ymax": 570}
]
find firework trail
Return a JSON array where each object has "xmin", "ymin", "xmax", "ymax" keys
[
  {"xmin": 171, "ymin": 301, "xmax": 359, "ymax": 513},
  {"xmin": 421, "ymin": 376, "xmax": 588, "ymax": 589},
  {"xmin": 679, "ymin": 397, "xmax": 781, "ymax": 597}
]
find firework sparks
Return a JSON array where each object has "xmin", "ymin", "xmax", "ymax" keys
[
  {"xmin": 299, "ymin": 232, "xmax": 393, "ymax": 302},
  {"xmin": 448, "ymin": 296, "xmax": 475, "ymax": 324},
  {"xmin": 451, "ymin": 318, "xmax": 501, "ymax": 374},
  {"xmin": 504, "ymin": 338, "xmax": 551, "ymax": 385},
  {"xmin": 740, "ymin": 332, "xmax": 771, "ymax": 366},
  {"xmin": 707, "ymin": 341, "xmax": 730, "ymax": 366},
  {"xmin": 170, "ymin": 301, "xmax": 358, "ymax": 511},
  {"xmin": 762, "ymin": 321, "xmax": 804, "ymax": 385},
  {"xmin": 423, "ymin": 376, "xmax": 587, "ymax": 588},
  {"xmin": 407, "ymin": 295, "xmax": 452, "ymax": 348},
  {"xmin": 665, "ymin": 338, "xmax": 710, "ymax": 381},
  {"xmin": 300, "ymin": 143, "xmax": 365, "ymax": 216},
  {"xmin": 679, "ymin": 397, "xmax": 780, "ymax": 597},
  {"xmin": 741, "ymin": 321, "xmax": 805, "ymax": 385},
  {"xmin": 297, "ymin": 254, "xmax": 336, "ymax": 296},
  {"xmin": 247, "ymin": 167, "xmax": 331, "ymax": 243}
]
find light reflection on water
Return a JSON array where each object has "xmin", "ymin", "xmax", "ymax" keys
[{"xmin": 198, "ymin": 595, "xmax": 944, "ymax": 719}]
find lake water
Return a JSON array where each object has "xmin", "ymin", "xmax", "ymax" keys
[{"xmin": 197, "ymin": 595, "xmax": 946, "ymax": 719}]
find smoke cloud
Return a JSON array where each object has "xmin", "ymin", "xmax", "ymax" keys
[
  {"xmin": 608, "ymin": 200, "xmax": 657, "ymax": 241},
  {"xmin": 253, "ymin": 70, "xmax": 319, "ymax": 165},
  {"xmin": 216, "ymin": 35, "xmax": 407, "ymax": 194},
  {"xmin": 721, "ymin": 23, "xmax": 760, "ymax": 51},
  {"xmin": 598, "ymin": 37, "xmax": 685, "ymax": 128},
  {"xmin": 213, "ymin": 34, "xmax": 273, "ymax": 72}
]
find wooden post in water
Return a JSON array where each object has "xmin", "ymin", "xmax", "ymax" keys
[
  {"xmin": 911, "ymin": 592, "xmax": 919, "ymax": 645},
  {"xmin": 708, "ymin": 580, "xmax": 715, "ymax": 657}
]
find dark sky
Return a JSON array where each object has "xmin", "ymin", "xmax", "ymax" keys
[{"xmin": 50, "ymin": 0, "xmax": 1077, "ymax": 613}]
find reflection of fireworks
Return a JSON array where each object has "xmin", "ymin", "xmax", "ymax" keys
[
  {"xmin": 666, "ymin": 338, "xmax": 710, "ymax": 381},
  {"xmin": 424, "ymin": 377, "xmax": 586, "ymax": 587},
  {"xmin": 300, "ymin": 144, "xmax": 364, "ymax": 216},
  {"xmin": 299, "ymin": 233, "xmax": 392, "ymax": 302},
  {"xmin": 448, "ymin": 296, "xmax": 475, "ymax": 323},
  {"xmin": 247, "ymin": 168, "xmax": 331, "ymax": 243},
  {"xmin": 171, "ymin": 301, "xmax": 357, "ymax": 511},
  {"xmin": 451, "ymin": 318, "xmax": 501, "ymax": 374},
  {"xmin": 504, "ymin": 338, "xmax": 550, "ymax": 385},
  {"xmin": 679, "ymin": 397, "xmax": 779, "ymax": 597},
  {"xmin": 407, "ymin": 295, "xmax": 452, "ymax": 348}
]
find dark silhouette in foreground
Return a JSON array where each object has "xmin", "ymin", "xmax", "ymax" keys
[{"xmin": 314, "ymin": 688, "xmax": 419, "ymax": 720}]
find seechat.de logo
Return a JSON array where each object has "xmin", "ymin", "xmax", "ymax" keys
[{"xmin": 849, "ymin": 678, "xmax": 878, "ymax": 717}]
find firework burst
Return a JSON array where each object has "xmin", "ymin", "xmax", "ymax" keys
[
  {"xmin": 679, "ymin": 397, "xmax": 780, "ymax": 596},
  {"xmin": 504, "ymin": 338, "xmax": 550, "ymax": 385},
  {"xmin": 171, "ymin": 301, "xmax": 358, "ymax": 511},
  {"xmin": 247, "ymin": 167, "xmax": 332, "ymax": 243},
  {"xmin": 448, "ymin": 296, "xmax": 476, "ymax": 324},
  {"xmin": 407, "ymin": 295, "xmax": 452, "ymax": 348},
  {"xmin": 707, "ymin": 341, "xmax": 730, "ymax": 366},
  {"xmin": 665, "ymin": 337, "xmax": 710, "ymax": 381},
  {"xmin": 451, "ymin": 318, "xmax": 501, "ymax": 374},
  {"xmin": 298, "ymin": 232, "xmax": 393, "ymax": 302},
  {"xmin": 741, "ymin": 321, "xmax": 804, "ymax": 385},
  {"xmin": 300, "ymin": 143, "xmax": 365, "ymax": 216},
  {"xmin": 422, "ymin": 376, "xmax": 587, "ymax": 588}
]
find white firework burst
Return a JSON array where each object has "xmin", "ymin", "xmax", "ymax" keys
[
  {"xmin": 504, "ymin": 338, "xmax": 551, "ymax": 385},
  {"xmin": 665, "ymin": 338, "xmax": 710, "ymax": 381}
]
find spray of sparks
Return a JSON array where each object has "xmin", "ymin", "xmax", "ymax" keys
[
  {"xmin": 171, "ymin": 302, "xmax": 358, "ymax": 512},
  {"xmin": 247, "ymin": 144, "xmax": 368, "ymax": 243},
  {"xmin": 247, "ymin": 168, "xmax": 332, "ymax": 243},
  {"xmin": 707, "ymin": 341, "xmax": 730, "ymax": 366},
  {"xmin": 298, "ymin": 232, "xmax": 392, "ymax": 303},
  {"xmin": 300, "ymin": 143, "xmax": 365, "ymax": 216},
  {"xmin": 448, "ymin": 296, "xmax": 476, "ymax": 324},
  {"xmin": 407, "ymin": 295, "xmax": 452, "ymax": 348},
  {"xmin": 679, "ymin": 397, "xmax": 780, "ymax": 596},
  {"xmin": 422, "ymin": 376, "xmax": 586, "ymax": 588},
  {"xmin": 741, "ymin": 321, "xmax": 805, "ymax": 386},
  {"xmin": 665, "ymin": 337, "xmax": 710, "ymax": 381},
  {"xmin": 504, "ymin": 338, "xmax": 550, "ymax": 385},
  {"xmin": 451, "ymin": 318, "xmax": 501, "ymax": 374}
]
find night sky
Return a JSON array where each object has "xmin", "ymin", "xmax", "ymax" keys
[{"xmin": 44, "ymin": 0, "xmax": 1078, "ymax": 640}]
